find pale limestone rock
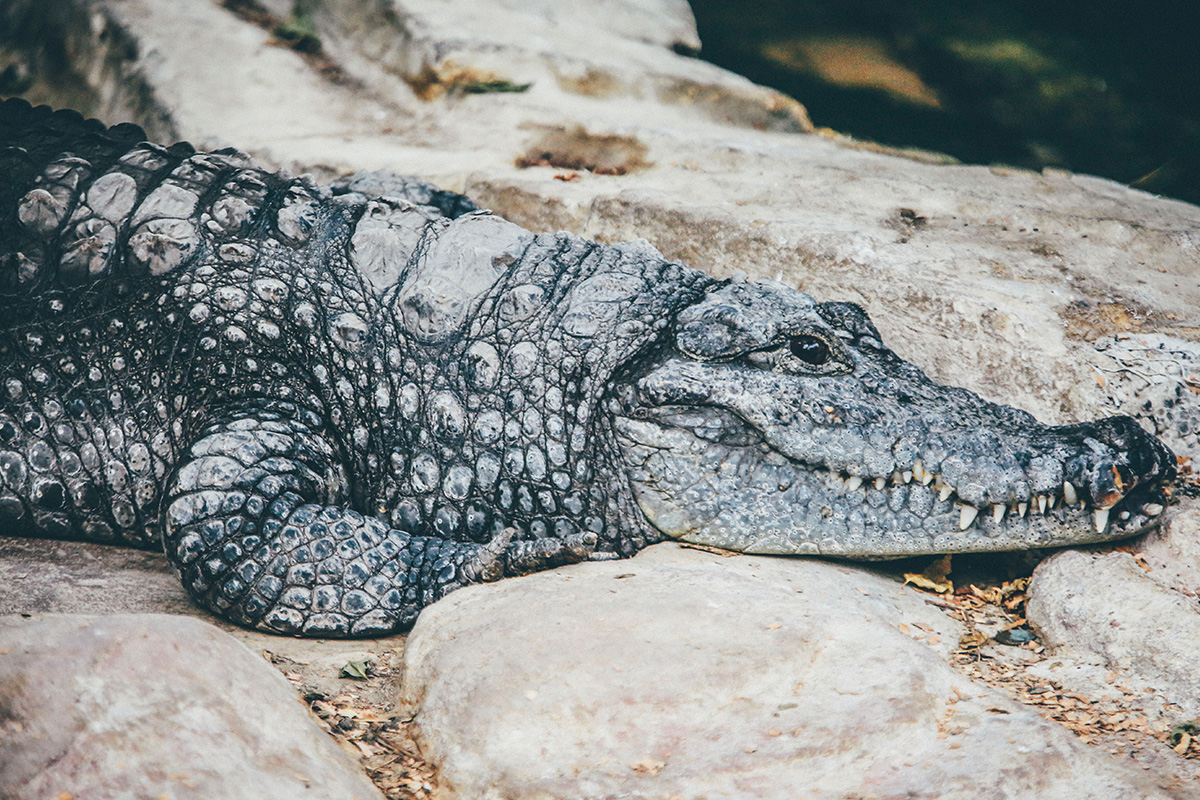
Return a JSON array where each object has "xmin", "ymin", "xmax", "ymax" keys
[
  {"xmin": 1135, "ymin": 505, "xmax": 1200, "ymax": 597},
  {"xmin": 1094, "ymin": 332, "xmax": 1200, "ymax": 462},
  {"xmin": 400, "ymin": 544, "xmax": 1178, "ymax": 800},
  {"xmin": 1028, "ymin": 541, "xmax": 1200, "ymax": 720},
  {"xmin": 0, "ymin": 613, "xmax": 383, "ymax": 800}
]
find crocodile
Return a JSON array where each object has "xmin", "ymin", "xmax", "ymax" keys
[{"xmin": 0, "ymin": 99, "xmax": 1177, "ymax": 636}]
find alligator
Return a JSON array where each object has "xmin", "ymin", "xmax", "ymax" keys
[{"xmin": 0, "ymin": 99, "xmax": 1177, "ymax": 637}]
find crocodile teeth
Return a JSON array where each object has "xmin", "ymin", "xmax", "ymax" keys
[
  {"xmin": 958, "ymin": 504, "xmax": 979, "ymax": 531},
  {"xmin": 902, "ymin": 470, "xmax": 913, "ymax": 484},
  {"xmin": 1037, "ymin": 495, "xmax": 1047, "ymax": 515},
  {"xmin": 1048, "ymin": 494, "xmax": 1058, "ymax": 509},
  {"xmin": 991, "ymin": 504, "xmax": 1005, "ymax": 524},
  {"xmin": 1018, "ymin": 502, "xmax": 1028, "ymax": 518},
  {"xmin": 1093, "ymin": 508, "xmax": 1109, "ymax": 533},
  {"xmin": 846, "ymin": 476, "xmax": 863, "ymax": 492},
  {"xmin": 914, "ymin": 460, "xmax": 934, "ymax": 485},
  {"xmin": 1062, "ymin": 481, "xmax": 1078, "ymax": 505},
  {"xmin": 938, "ymin": 485, "xmax": 954, "ymax": 503},
  {"xmin": 1143, "ymin": 503, "xmax": 1164, "ymax": 516},
  {"xmin": 875, "ymin": 477, "xmax": 886, "ymax": 490}
]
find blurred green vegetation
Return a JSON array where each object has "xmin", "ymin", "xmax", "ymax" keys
[{"xmin": 689, "ymin": 0, "xmax": 1200, "ymax": 205}]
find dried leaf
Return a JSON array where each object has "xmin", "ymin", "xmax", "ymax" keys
[
  {"xmin": 339, "ymin": 658, "xmax": 373, "ymax": 680},
  {"xmin": 904, "ymin": 554, "xmax": 953, "ymax": 594}
]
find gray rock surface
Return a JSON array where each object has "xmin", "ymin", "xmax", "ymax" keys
[
  {"xmin": 1137, "ymin": 506, "xmax": 1200, "ymax": 597},
  {"xmin": 1096, "ymin": 333, "xmax": 1200, "ymax": 463},
  {"xmin": 1029, "ymin": 542, "xmax": 1200, "ymax": 721},
  {"xmin": 399, "ymin": 543, "xmax": 1180, "ymax": 800},
  {"xmin": 0, "ymin": 613, "xmax": 383, "ymax": 800}
]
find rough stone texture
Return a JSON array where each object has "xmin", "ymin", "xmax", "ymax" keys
[
  {"xmin": 1136, "ymin": 505, "xmax": 1200, "ymax": 596},
  {"xmin": 399, "ymin": 543, "xmax": 1181, "ymax": 800},
  {"xmin": 0, "ymin": 613, "xmax": 384, "ymax": 800},
  {"xmin": 1095, "ymin": 333, "xmax": 1200, "ymax": 463},
  {"xmin": 1028, "ymin": 543, "xmax": 1200, "ymax": 721}
]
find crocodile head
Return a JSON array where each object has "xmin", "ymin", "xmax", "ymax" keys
[{"xmin": 612, "ymin": 280, "xmax": 1177, "ymax": 557}]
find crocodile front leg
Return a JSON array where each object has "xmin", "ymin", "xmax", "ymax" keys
[{"xmin": 162, "ymin": 403, "xmax": 512, "ymax": 636}]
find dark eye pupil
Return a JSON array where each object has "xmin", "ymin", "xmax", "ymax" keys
[{"xmin": 790, "ymin": 335, "xmax": 830, "ymax": 365}]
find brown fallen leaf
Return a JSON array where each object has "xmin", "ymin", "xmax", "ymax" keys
[{"xmin": 903, "ymin": 554, "xmax": 953, "ymax": 594}]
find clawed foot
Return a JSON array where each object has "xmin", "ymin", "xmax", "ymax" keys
[
  {"xmin": 457, "ymin": 526, "xmax": 515, "ymax": 584},
  {"xmin": 504, "ymin": 531, "xmax": 599, "ymax": 575}
]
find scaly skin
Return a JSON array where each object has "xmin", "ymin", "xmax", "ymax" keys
[{"xmin": 0, "ymin": 100, "xmax": 1177, "ymax": 636}]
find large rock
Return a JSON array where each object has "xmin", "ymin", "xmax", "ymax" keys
[
  {"xmin": 398, "ymin": 544, "xmax": 1180, "ymax": 799},
  {"xmin": 1095, "ymin": 332, "xmax": 1200, "ymax": 463},
  {"xmin": 0, "ymin": 613, "xmax": 383, "ymax": 800},
  {"xmin": 1028, "ymin": 543, "xmax": 1200, "ymax": 720}
]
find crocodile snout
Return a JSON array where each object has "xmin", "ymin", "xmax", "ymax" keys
[{"xmin": 1058, "ymin": 415, "xmax": 1176, "ymax": 513}]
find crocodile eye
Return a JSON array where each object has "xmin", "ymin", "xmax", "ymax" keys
[{"xmin": 789, "ymin": 334, "xmax": 830, "ymax": 365}]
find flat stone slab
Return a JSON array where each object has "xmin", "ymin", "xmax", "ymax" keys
[
  {"xmin": 1029, "ymin": 523, "xmax": 1200, "ymax": 721},
  {"xmin": 399, "ymin": 543, "xmax": 1180, "ymax": 799},
  {"xmin": 0, "ymin": 613, "xmax": 383, "ymax": 800}
]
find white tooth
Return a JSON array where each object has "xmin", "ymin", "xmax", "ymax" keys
[
  {"xmin": 1048, "ymin": 494, "xmax": 1058, "ymax": 509},
  {"xmin": 1093, "ymin": 508, "xmax": 1109, "ymax": 533},
  {"xmin": 915, "ymin": 462, "xmax": 934, "ymax": 485},
  {"xmin": 892, "ymin": 471, "xmax": 903, "ymax": 485},
  {"xmin": 1037, "ymin": 495, "xmax": 1047, "ymax": 515},
  {"xmin": 846, "ymin": 476, "xmax": 863, "ymax": 492},
  {"xmin": 902, "ymin": 470, "xmax": 912, "ymax": 484},
  {"xmin": 992, "ymin": 504, "xmax": 1005, "ymax": 524},
  {"xmin": 875, "ymin": 477, "xmax": 886, "ymax": 490},
  {"xmin": 1120, "ymin": 511, "xmax": 1130, "ymax": 521},
  {"xmin": 1143, "ymin": 503, "xmax": 1164, "ymax": 516},
  {"xmin": 1062, "ymin": 481, "xmax": 1078, "ymax": 505},
  {"xmin": 938, "ymin": 485, "xmax": 954, "ymax": 502},
  {"xmin": 958, "ymin": 504, "xmax": 979, "ymax": 531},
  {"xmin": 1018, "ymin": 502, "xmax": 1028, "ymax": 518}
]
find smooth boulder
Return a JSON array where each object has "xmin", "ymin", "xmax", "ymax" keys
[
  {"xmin": 0, "ymin": 614, "xmax": 383, "ymax": 800},
  {"xmin": 399, "ymin": 544, "xmax": 1178, "ymax": 799}
]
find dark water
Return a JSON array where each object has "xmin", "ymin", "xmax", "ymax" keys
[{"xmin": 690, "ymin": 0, "xmax": 1200, "ymax": 206}]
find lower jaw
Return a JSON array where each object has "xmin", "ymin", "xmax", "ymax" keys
[
  {"xmin": 624, "ymin": 436, "xmax": 1163, "ymax": 558},
  {"xmin": 670, "ymin": 495, "xmax": 1163, "ymax": 558}
]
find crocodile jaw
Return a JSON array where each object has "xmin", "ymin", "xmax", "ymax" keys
[
  {"xmin": 611, "ymin": 385, "xmax": 1173, "ymax": 558},
  {"xmin": 612, "ymin": 409, "xmax": 1170, "ymax": 557}
]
